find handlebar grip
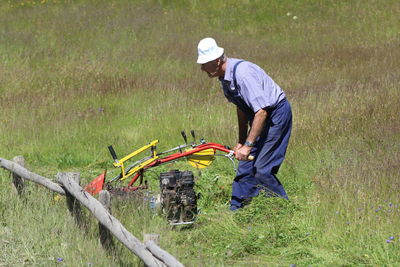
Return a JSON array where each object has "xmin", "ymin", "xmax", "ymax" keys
[
  {"xmin": 231, "ymin": 150, "xmax": 254, "ymax": 161},
  {"xmin": 108, "ymin": 145, "xmax": 118, "ymax": 162}
]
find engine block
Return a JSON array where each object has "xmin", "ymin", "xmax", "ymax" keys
[{"xmin": 159, "ymin": 170, "xmax": 197, "ymax": 224}]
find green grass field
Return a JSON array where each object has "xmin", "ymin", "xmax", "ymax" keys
[{"xmin": 1, "ymin": 0, "xmax": 399, "ymax": 266}]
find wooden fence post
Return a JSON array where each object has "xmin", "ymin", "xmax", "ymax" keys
[
  {"xmin": 99, "ymin": 190, "xmax": 114, "ymax": 251},
  {"xmin": 12, "ymin": 156, "xmax": 25, "ymax": 196},
  {"xmin": 57, "ymin": 172, "xmax": 85, "ymax": 229}
]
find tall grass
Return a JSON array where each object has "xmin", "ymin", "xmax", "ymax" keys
[{"xmin": 1, "ymin": 0, "xmax": 399, "ymax": 265}]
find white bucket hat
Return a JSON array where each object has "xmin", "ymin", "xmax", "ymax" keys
[{"xmin": 196, "ymin": 37, "xmax": 224, "ymax": 64}]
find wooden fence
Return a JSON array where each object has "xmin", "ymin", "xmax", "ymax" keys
[{"xmin": 0, "ymin": 156, "xmax": 184, "ymax": 267}]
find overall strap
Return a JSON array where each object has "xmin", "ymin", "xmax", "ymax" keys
[
  {"xmin": 230, "ymin": 60, "xmax": 255, "ymax": 123},
  {"xmin": 233, "ymin": 60, "xmax": 245, "ymax": 90}
]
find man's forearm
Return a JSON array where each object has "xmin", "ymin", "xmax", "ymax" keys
[
  {"xmin": 246, "ymin": 109, "xmax": 268, "ymax": 143},
  {"xmin": 237, "ymin": 107, "xmax": 248, "ymax": 144}
]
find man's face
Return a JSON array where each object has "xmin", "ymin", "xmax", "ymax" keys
[{"xmin": 201, "ymin": 59, "xmax": 220, "ymax": 78}]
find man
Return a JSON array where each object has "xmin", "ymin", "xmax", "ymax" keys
[{"xmin": 197, "ymin": 37, "xmax": 292, "ymax": 210}]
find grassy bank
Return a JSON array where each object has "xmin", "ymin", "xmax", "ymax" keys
[{"xmin": 1, "ymin": 0, "xmax": 399, "ymax": 266}]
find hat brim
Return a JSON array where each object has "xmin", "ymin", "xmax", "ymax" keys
[{"xmin": 197, "ymin": 47, "xmax": 224, "ymax": 64}]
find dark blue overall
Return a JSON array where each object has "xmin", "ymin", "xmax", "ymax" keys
[{"xmin": 222, "ymin": 61, "xmax": 292, "ymax": 210}]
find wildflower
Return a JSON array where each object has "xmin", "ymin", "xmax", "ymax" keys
[
  {"xmin": 293, "ymin": 16, "xmax": 298, "ymax": 20},
  {"xmin": 389, "ymin": 236, "xmax": 395, "ymax": 240},
  {"xmin": 57, "ymin": 257, "xmax": 63, "ymax": 262},
  {"xmin": 388, "ymin": 202, "xmax": 393, "ymax": 207},
  {"xmin": 286, "ymin": 12, "xmax": 292, "ymax": 16},
  {"xmin": 386, "ymin": 240, "xmax": 391, "ymax": 243}
]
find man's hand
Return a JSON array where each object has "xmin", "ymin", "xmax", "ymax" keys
[
  {"xmin": 235, "ymin": 145, "xmax": 252, "ymax": 161},
  {"xmin": 233, "ymin": 143, "xmax": 243, "ymax": 152}
]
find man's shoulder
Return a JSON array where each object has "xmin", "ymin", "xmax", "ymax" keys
[
  {"xmin": 233, "ymin": 60, "xmax": 262, "ymax": 80},
  {"xmin": 242, "ymin": 60, "xmax": 268, "ymax": 77},
  {"xmin": 228, "ymin": 58, "xmax": 249, "ymax": 75},
  {"xmin": 226, "ymin": 58, "xmax": 263, "ymax": 82},
  {"xmin": 227, "ymin": 58, "xmax": 243, "ymax": 71},
  {"xmin": 229, "ymin": 58, "xmax": 259, "ymax": 70},
  {"xmin": 224, "ymin": 58, "xmax": 243, "ymax": 81}
]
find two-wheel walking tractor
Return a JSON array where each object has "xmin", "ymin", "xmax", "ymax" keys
[{"xmin": 85, "ymin": 130, "xmax": 249, "ymax": 225}]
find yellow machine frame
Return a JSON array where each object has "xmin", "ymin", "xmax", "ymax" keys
[{"xmin": 113, "ymin": 140, "xmax": 159, "ymax": 181}]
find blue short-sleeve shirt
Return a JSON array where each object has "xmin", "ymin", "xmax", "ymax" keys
[{"xmin": 219, "ymin": 58, "xmax": 285, "ymax": 118}]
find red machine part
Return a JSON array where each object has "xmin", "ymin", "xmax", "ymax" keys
[{"xmin": 127, "ymin": 143, "xmax": 231, "ymax": 187}]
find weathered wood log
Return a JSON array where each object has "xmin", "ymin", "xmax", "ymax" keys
[
  {"xmin": 57, "ymin": 174, "xmax": 167, "ymax": 267},
  {"xmin": 12, "ymin": 156, "xmax": 25, "ymax": 196},
  {"xmin": 99, "ymin": 190, "xmax": 114, "ymax": 251},
  {"xmin": 144, "ymin": 234, "xmax": 186, "ymax": 266},
  {"xmin": 145, "ymin": 240, "xmax": 185, "ymax": 267},
  {"xmin": 57, "ymin": 172, "xmax": 85, "ymax": 228},
  {"xmin": 144, "ymin": 234, "xmax": 160, "ymax": 245},
  {"xmin": 0, "ymin": 157, "xmax": 65, "ymax": 195}
]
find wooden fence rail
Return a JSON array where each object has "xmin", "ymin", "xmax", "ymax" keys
[
  {"xmin": 0, "ymin": 157, "xmax": 184, "ymax": 267},
  {"xmin": 0, "ymin": 157, "xmax": 65, "ymax": 195}
]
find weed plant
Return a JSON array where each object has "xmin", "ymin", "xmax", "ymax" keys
[{"xmin": 1, "ymin": 0, "xmax": 399, "ymax": 266}]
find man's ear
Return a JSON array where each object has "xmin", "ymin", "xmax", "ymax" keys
[{"xmin": 216, "ymin": 58, "xmax": 222, "ymax": 67}]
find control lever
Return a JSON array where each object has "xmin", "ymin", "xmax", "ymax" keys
[
  {"xmin": 181, "ymin": 130, "xmax": 187, "ymax": 144},
  {"xmin": 108, "ymin": 145, "xmax": 119, "ymax": 163},
  {"xmin": 190, "ymin": 130, "xmax": 196, "ymax": 143}
]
